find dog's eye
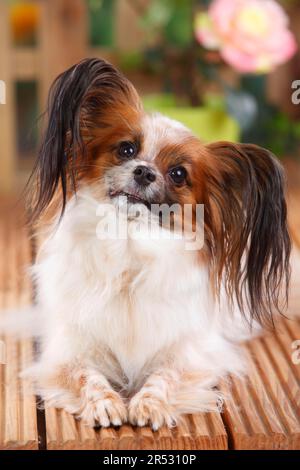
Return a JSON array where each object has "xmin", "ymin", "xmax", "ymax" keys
[
  {"xmin": 169, "ymin": 166, "xmax": 187, "ymax": 185},
  {"xmin": 118, "ymin": 141, "xmax": 137, "ymax": 159}
]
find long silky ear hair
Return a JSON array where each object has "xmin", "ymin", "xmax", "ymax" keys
[
  {"xmin": 26, "ymin": 58, "xmax": 140, "ymax": 222},
  {"xmin": 204, "ymin": 142, "xmax": 291, "ymax": 327}
]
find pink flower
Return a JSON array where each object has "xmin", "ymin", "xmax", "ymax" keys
[{"xmin": 195, "ymin": 0, "xmax": 297, "ymax": 73}]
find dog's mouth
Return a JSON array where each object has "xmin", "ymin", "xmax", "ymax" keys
[{"xmin": 109, "ymin": 190, "xmax": 151, "ymax": 208}]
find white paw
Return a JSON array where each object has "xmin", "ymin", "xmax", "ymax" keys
[
  {"xmin": 79, "ymin": 388, "xmax": 127, "ymax": 428},
  {"xmin": 128, "ymin": 392, "xmax": 175, "ymax": 431}
]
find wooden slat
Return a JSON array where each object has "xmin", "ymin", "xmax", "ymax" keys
[
  {"xmin": 0, "ymin": 2, "xmax": 16, "ymax": 194},
  {"xmin": 221, "ymin": 322, "xmax": 300, "ymax": 449},
  {"xmin": 12, "ymin": 48, "xmax": 41, "ymax": 81},
  {"xmin": 219, "ymin": 243, "xmax": 300, "ymax": 449},
  {"xmin": 45, "ymin": 409, "xmax": 227, "ymax": 450},
  {"xmin": 38, "ymin": 0, "xmax": 88, "ymax": 110},
  {"xmin": 0, "ymin": 204, "xmax": 38, "ymax": 449}
]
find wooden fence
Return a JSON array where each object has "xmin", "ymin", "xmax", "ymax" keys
[
  {"xmin": 1, "ymin": 0, "xmax": 299, "ymax": 194},
  {"xmin": 0, "ymin": 0, "xmax": 145, "ymax": 194}
]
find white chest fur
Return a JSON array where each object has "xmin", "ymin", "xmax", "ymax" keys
[{"xmin": 34, "ymin": 192, "xmax": 212, "ymax": 383}]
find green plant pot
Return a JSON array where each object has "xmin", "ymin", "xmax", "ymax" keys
[{"xmin": 143, "ymin": 94, "xmax": 239, "ymax": 143}]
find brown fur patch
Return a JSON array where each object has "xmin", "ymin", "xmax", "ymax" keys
[{"xmin": 27, "ymin": 58, "xmax": 143, "ymax": 222}]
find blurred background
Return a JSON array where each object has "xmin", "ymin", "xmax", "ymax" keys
[{"xmin": 0, "ymin": 0, "xmax": 299, "ymax": 244}]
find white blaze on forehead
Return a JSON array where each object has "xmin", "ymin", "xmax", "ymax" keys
[{"xmin": 141, "ymin": 113, "xmax": 191, "ymax": 162}]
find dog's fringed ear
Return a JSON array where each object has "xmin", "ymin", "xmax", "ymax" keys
[
  {"xmin": 27, "ymin": 58, "xmax": 141, "ymax": 221},
  {"xmin": 204, "ymin": 142, "xmax": 291, "ymax": 327}
]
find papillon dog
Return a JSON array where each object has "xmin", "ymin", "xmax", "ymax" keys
[{"xmin": 21, "ymin": 58, "xmax": 290, "ymax": 430}]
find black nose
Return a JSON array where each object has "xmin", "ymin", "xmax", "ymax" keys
[{"xmin": 133, "ymin": 165, "xmax": 156, "ymax": 186}]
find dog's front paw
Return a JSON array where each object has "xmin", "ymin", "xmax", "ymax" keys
[
  {"xmin": 79, "ymin": 387, "xmax": 127, "ymax": 428},
  {"xmin": 128, "ymin": 392, "xmax": 175, "ymax": 431}
]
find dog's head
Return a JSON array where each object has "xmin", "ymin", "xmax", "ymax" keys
[{"xmin": 28, "ymin": 58, "xmax": 291, "ymax": 326}]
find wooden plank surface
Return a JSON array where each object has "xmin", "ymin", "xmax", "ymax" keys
[
  {"xmin": 0, "ymin": 200, "xmax": 299, "ymax": 449},
  {"xmin": 0, "ymin": 203, "xmax": 38, "ymax": 449},
  {"xmin": 220, "ymin": 248, "xmax": 300, "ymax": 450},
  {"xmin": 45, "ymin": 409, "xmax": 227, "ymax": 450},
  {"xmin": 221, "ymin": 321, "xmax": 300, "ymax": 449}
]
